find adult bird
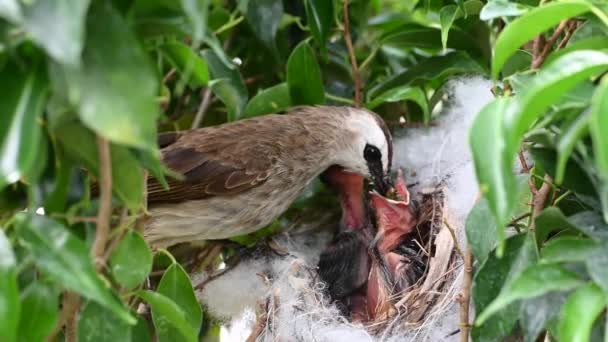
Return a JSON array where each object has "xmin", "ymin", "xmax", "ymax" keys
[{"xmin": 144, "ymin": 106, "xmax": 393, "ymax": 248}]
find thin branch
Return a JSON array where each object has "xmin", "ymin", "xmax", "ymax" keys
[
  {"xmin": 444, "ymin": 218, "xmax": 463, "ymax": 259},
  {"xmin": 532, "ymin": 20, "xmax": 569, "ymax": 69},
  {"xmin": 342, "ymin": 0, "xmax": 362, "ymax": 107},
  {"xmin": 46, "ymin": 292, "xmax": 80, "ymax": 342},
  {"xmin": 518, "ymin": 150, "xmax": 530, "ymax": 173},
  {"xmin": 531, "ymin": 175, "xmax": 553, "ymax": 229},
  {"xmin": 191, "ymin": 87, "xmax": 213, "ymax": 129},
  {"xmin": 557, "ymin": 21, "xmax": 579, "ymax": 50},
  {"xmin": 458, "ymin": 249, "xmax": 473, "ymax": 342},
  {"xmin": 92, "ymin": 136, "xmax": 112, "ymax": 270}
]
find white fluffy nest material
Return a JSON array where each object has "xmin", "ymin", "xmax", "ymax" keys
[{"xmin": 194, "ymin": 77, "xmax": 495, "ymax": 342}]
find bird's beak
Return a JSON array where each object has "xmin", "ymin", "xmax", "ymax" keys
[{"xmin": 369, "ymin": 162, "xmax": 392, "ymax": 196}]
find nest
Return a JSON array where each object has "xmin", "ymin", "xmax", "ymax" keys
[{"xmin": 224, "ymin": 185, "xmax": 462, "ymax": 341}]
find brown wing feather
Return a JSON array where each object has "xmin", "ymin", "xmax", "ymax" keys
[{"xmin": 147, "ymin": 115, "xmax": 286, "ymax": 204}]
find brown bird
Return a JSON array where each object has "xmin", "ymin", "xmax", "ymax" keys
[{"xmin": 144, "ymin": 106, "xmax": 393, "ymax": 248}]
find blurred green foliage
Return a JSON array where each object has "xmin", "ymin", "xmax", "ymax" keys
[{"xmin": 0, "ymin": 0, "xmax": 607, "ymax": 341}]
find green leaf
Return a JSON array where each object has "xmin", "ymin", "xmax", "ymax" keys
[
  {"xmin": 78, "ymin": 301, "xmax": 132, "ymax": 342},
  {"xmin": 0, "ymin": 62, "xmax": 48, "ymax": 190},
  {"xmin": 305, "ymin": 0, "xmax": 334, "ymax": 57},
  {"xmin": 180, "ymin": 0, "xmax": 209, "ymax": 42},
  {"xmin": 286, "ymin": 41, "xmax": 325, "ymax": 105},
  {"xmin": 109, "ymin": 231, "xmax": 152, "ymax": 289},
  {"xmin": 161, "ymin": 41, "xmax": 209, "ymax": 88},
  {"xmin": 585, "ymin": 240, "xmax": 608, "ymax": 296},
  {"xmin": 244, "ymin": 83, "xmax": 291, "ymax": 117},
  {"xmin": 470, "ymin": 98, "xmax": 517, "ymax": 250},
  {"xmin": 381, "ymin": 25, "xmax": 483, "ymax": 53},
  {"xmin": 472, "ymin": 234, "xmax": 537, "ymax": 342},
  {"xmin": 55, "ymin": 122, "xmax": 145, "ymax": 210},
  {"xmin": 136, "ymin": 290, "xmax": 197, "ymax": 342},
  {"xmin": 369, "ymin": 51, "xmax": 485, "ymax": 98},
  {"xmin": 536, "ymin": 207, "xmax": 585, "ymax": 243},
  {"xmin": 480, "ymin": 0, "xmax": 531, "ymax": 21},
  {"xmin": 476, "ymin": 263, "xmax": 582, "ymax": 325},
  {"xmin": 555, "ymin": 110, "xmax": 590, "ymax": 184},
  {"xmin": 156, "ymin": 263, "xmax": 202, "ymax": 341},
  {"xmin": 541, "ymin": 236, "xmax": 598, "ymax": 263},
  {"xmin": 202, "ymin": 49, "xmax": 248, "ymax": 122},
  {"xmin": 16, "ymin": 214, "xmax": 135, "ymax": 324},
  {"xmin": 366, "ymin": 86, "xmax": 429, "ymax": 123},
  {"xmin": 0, "ymin": 229, "xmax": 19, "ymax": 342},
  {"xmin": 545, "ymin": 36, "xmax": 608, "ymax": 66},
  {"xmin": 245, "ymin": 0, "xmax": 283, "ymax": 57},
  {"xmin": 70, "ymin": 0, "xmax": 160, "ymax": 150},
  {"xmin": 21, "ymin": 0, "xmax": 90, "ymax": 66},
  {"xmin": 558, "ymin": 283, "xmax": 606, "ymax": 342},
  {"xmin": 439, "ymin": 5, "xmax": 459, "ymax": 50},
  {"xmin": 502, "ymin": 50, "xmax": 532, "ymax": 77},
  {"xmin": 492, "ymin": 0, "xmax": 594, "ymax": 78},
  {"xmin": 590, "ymin": 78, "xmax": 608, "ymax": 222},
  {"xmin": 18, "ymin": 282, "xmax": 59, "ymax": 342},
  {"xmin": 465, "ymin": 198, "xmax": 497, "ymax": 263},
  {"xmin": 520, "ymin": 291, "xmax": 568, "ymax": 342}
]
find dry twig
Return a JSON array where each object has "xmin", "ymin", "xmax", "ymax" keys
[
  {"xmin": 531, "ymin": 175, "xmax": 553, "ymax": 229},
  {"xmin": 532, "ymin": 20, "xmax": 569, "ymax": 69},
  {"xmin": 342, "ymin": 0, "xmax": 362, "ymax": 107},
  {"xmin": 92, "ymin": 136, "xmax": 112, "ymax": 269},
  {"xmin": 191, "ymin": 87, "xmax": 213, "ymax": 129},
  {"xmin": 458, "ymin": 249, "xmax": 473, "ymax": 342},
  {"xmin": 46, "ymin": 292, "xmax": 80, "ymax": 342}
]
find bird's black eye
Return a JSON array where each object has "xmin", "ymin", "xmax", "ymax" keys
[{"xmin": 364, "ymin": 144, "xmax": 382, "ymax": 162}]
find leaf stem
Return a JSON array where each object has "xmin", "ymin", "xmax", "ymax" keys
[
  {"xmin": 325, "ymin": 92, "xmax": 355, "ymax": 104},
  {"xmin": 342, "ymin": 0, "xmax": 362, "ymax": 107}
]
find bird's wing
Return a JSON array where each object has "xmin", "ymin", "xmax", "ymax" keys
[{"xmin": 147, "ymin": 116, "xmax": 285, "ymax": 203}]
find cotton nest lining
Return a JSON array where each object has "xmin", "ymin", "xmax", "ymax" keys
[{"xmin": 194, "ymin": 77, "xmax": 495, "ymax": 342}]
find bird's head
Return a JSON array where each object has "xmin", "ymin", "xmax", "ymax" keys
[{"xmin": 333, "ymin": 108, "xmax": 393, "ymax": 196}]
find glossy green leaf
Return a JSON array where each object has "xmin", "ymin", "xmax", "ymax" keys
[
  {"xmin": 536, "ymin": 207, "xmax": 586, "ymax": 243},
  {"xmin": 305, "ymin": 0, "xmax": 334, "ymax": 56},
  {"xmin": 590, "ymin": 78, "xmax": 608, "ymax": 222},
  {"xmin": 0, "ymin": 229, "xmax": 19, "ymax": 342},
  {"xmin": 161, "ymin": 41, "xmax": 209, "ymax": 88},
  {"xmin": 367, "ymin": 86, "xmax": 429, "ymax": 122},
  {"xmin": 156, "ymin": 263, "xmax": 202, "ymax": 341},
  {"xmin": 70, "ymin": 0, "xmax": 159, "ymax": 150},
  {"xmin": 492, "ymin": 1, "xmax": 593, "ymax": 78},
  {"xmin": 245, "ymin": 0, "xmax": 283, "ymax": 56},
  {"xmin": 465, "ymin": 198, "xmax": 497, "ymax": 263},
  {"xmin": 476, "ymin": 263, "xmax": 582, "ymax": 325},
  {"xmin": 18, "ymin": 282, "xmax": 59, "ymax": 342},
  {"xmin": 381, "ymin": 25, "xmax": 483, "ymax": 53},
  {"xmin": 439, "ymin": 5, "xmax": 459, "ymax": 50},
  {"xmin": 21, "ymin": 0, "xmax": 90, "ymax": 66},
  {"xmin": 0, "ymin": 63, "xmax": 48, "ymax": 190},
  {"xmin": 555, "ymin": 110, "xmax": 590, "ymax": 184},
  {"xmin": 545, "ymin": 36, "xmax": 608, "ymax": 65},
  {"xmin": 480, "ymin": 0, "xmax": 531, "ymax": 21},
  {"xmin": 78, "ymin": 301, "xmax": 132, "ymax": 342},
  {"xmin": 244, "ymin": 83, "xmax": 291, "ymax": 117},
  {"xmin": 472, "ymin": 234, "xmax": 537, "ymax": 341},
  {"xmin": 16, "ymin": 214, "xmax": 135, "ymax": 324},
  {"xmin": 286, "ymin": 41, "xmax": 325, "ymax": 105},
  {"xmin": 470, "ymin": 98, "xmax": 516, "ymax": 250},
  {"xmin": 203, "ymin": 49, "xmax": 248, "ymax": 122},
  {"xmin": 55, "ymin": 121, "xmax": 145, "ymax": 210},
  {"xmin": 369, "ymin": 51, "xmax": 485, "ymax": 98},
  {"xmin": 180, "ymin": 0, "xmax": 209, "ymax": 42},
  {"xmin": 558, "ymin": 283, "xmax": 606, "ymax": 342},
  {"xmin": 504, "ymin": 51, "xmax": 608, "ymax": 170},
  {"xmin": 541, "ymin": 236, "xmax": 598, "ymax": 263},
  {"xmin": 585, "ymin": 240, "xmax": 608, "ymax": 296},
  {"xmin": 137, "ymin": 290, "xmax": 197, "ymax": 342},
  {"xmin": 109, "ymin": 231, "xmax": 152, "ymax": 289},
  {"xmin": 520, "ymin": 291, "xmax": 568, "ymax": 342},
  {"xmin": 502, "ymin": 50, "xmax": 532, "ymax": 77}
]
